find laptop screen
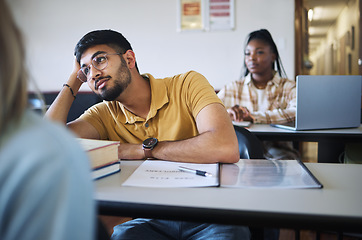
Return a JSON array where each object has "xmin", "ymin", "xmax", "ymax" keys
[{"xmin": 273, "ymin": 75, "xmax": 361, "ymax": 131}]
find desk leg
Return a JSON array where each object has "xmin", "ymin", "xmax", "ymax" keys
[{"xmin": 317, "ymin": 141, "xmax": 345, "ymax": 163}]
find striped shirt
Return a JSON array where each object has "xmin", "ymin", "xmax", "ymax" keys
[{"xmin": 217, "ymin": 73, "xmax": 296, "ymax": 124}]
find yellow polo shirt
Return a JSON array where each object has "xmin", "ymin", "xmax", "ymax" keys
[{"xmin": 79, "ymin": 71, "xmax": 223, "ymax": 143}]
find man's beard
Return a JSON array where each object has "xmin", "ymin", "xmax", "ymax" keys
[{"xmin": 96, "ymin": 64, "xmax": 132, "ymax": 101}]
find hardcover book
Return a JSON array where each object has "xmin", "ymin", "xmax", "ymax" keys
[
  {"xmin": 77, "ymin": 138, "xmax": 120, "ymax": 169},
  {"xmin": 92, "ymin": 161, "xmax": 120, "ymax": 180}
]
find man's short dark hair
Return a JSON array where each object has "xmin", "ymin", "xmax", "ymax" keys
[{"xmin": 74, "ymin": 29, "xmax": 133, "ymax": 63}]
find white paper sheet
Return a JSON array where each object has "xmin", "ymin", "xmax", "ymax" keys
[
  {"xmin": 232, "ymin": 121, "xmax": 252, "ymax": 127},
  {"xmin": 122, "ymin": 160, "xmax": 219, "ymax": 188}
]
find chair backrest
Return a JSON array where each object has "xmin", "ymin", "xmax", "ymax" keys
[
  {"xmin": 234, "ymin": 125, "xmax": 280, "ymax": 240},
  {"xmin": 234, "ymin": 125, "xmax": 264, "ymax": 159},
  {"xmin": 28, "ymin": 92, "xmax": 102, "ymax": 122}
]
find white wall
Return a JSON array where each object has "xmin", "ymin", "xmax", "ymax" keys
[{"xmin": 8, "ymin": 0, "xmax": 295, "ymax": 92}]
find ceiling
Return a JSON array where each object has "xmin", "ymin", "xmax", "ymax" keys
[{"xmin": 303, "ymin": 0, "xmax": 350, "ymax": 53}]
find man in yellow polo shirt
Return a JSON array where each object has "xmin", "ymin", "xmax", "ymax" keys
[
  {"xmin": 80, "ymin": 71, "xmax": 222, "ymax": 145},
  {"xmin": 46, "ymin": 30, "xmax": 250, "ymax": 239}
]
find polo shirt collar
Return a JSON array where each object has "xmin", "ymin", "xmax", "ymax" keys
[
  {"xmin": 122, "ymin": 73, "xmax": 169, "ymax": 124},
  {"xmin": 144, "ymin": 73, "xmax": 169, "ymax": 120}
]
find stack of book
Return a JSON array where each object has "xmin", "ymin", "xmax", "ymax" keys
[{"xmin": 78, "ymin": 138, "xmax": 120, "ymax": 180}]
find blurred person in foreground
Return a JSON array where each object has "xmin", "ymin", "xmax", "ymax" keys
[{"xmin": 0, "ymin": 1, "xmax": 95, "ymax": 239}]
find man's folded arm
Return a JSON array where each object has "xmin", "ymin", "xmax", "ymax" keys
[{"xmin": 149, "ymin": 103, "xmax": 240, "ymax": 164}]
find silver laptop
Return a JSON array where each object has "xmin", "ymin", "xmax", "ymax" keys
[{"xmin": 272, "ymin": 75, "xmax": 362, "ymax": 131}]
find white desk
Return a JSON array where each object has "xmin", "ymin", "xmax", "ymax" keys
[
  {"xmin": 95, "ymin": 160, "xmax": 362, "ymax": 233},
  {"xmin": 246, "ymin": 124, "xmax": 362, "ymax": 163}
]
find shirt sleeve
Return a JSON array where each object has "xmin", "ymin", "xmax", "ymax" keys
[
  {"xmin": 181, "ymin": 71, "xmax": 224, "ymax": 117},
  {"xmin": 252, "ymin": 81, "xmax": 296, "ymax": 124},
  {"xmin": 79, "ymin": 102, "xmax": 112, "ymax": 140},
  {"xmin": 217, "ymin": 77, "xmax": 296, "ymax": 124},
  {"xmin": 217, "ymin": 80, "xmax": 246, "ymax": 109}
]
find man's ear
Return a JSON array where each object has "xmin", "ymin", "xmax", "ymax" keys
[{"xmin": 123, "ymin": 50, "xmax": 136, "ymax": 69}]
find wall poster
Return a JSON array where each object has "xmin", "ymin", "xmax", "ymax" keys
[
  {"xmin": 179, "ymin": 0, "xmax": 204, "ymax": 31},
  {"xmin": 178, "ymin": 0, "xmax": 234, "ymax": 32},
  {"xmin": 208, "ymin": 0, "xmax": 234, "ymax": 31}
]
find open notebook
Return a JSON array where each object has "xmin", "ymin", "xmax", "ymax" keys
[
  {"xmin": 122, "ymin": 159, "xmax": 322, "ymax": 189},
  {"xmin": 221, "ymin": 159, "xmax": 322, "ymax": 189}
]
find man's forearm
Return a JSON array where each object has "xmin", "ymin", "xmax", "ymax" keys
[
  {"xmin": 150, "ymin": 103, "xmax": 239, "ymax": 164},
  {"xmin": 45, "ymin": 72, "xmax": 82, "ymax": 124},
  {"xmin": 152, "ymin": 132, "xmax": 239, "ymax": 164},
  {"xmin": 118, "ymin": 132, "xmax": 239, "ymax": 164}
]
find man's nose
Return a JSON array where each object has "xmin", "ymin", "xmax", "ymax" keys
[{"xmin": 89, "ymin": 66, "xmax": 102, "ymax": 81}]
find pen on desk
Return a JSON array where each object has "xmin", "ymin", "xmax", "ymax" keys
[{"xmin": 178, "ymin": 166, "xmax": 213, "ymax": 177}]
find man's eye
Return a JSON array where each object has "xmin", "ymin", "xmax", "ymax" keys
[
  {"xmin": 244, "ymin": 52, "xmax": 250, "ymax": 56},
  {"xmin": 257, "ymin": 51, "xmax": 264, "ymax": 55},
  {"xmin": 95, "ymin": 56, "xmax": 106, "ymax": 64},
  {"xmin": 82, "ymin": 67, "xmax": 90, "ymax": 75}
]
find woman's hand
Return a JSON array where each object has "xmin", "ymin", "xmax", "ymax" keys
[{"xmin": 227, "ymin": 105, "xmax": 253, "ymax": 122}]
